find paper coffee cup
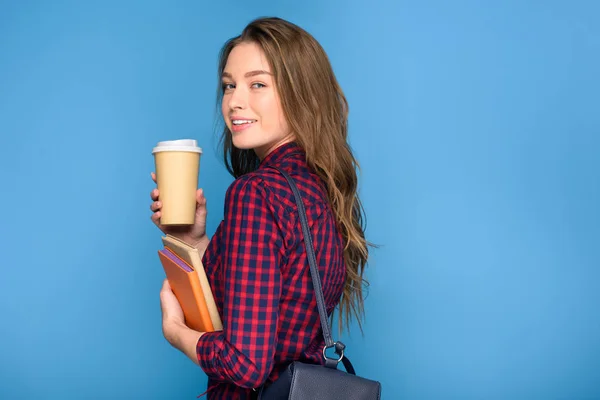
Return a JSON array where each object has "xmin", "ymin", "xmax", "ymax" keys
[{"xmin": 152, "ymin": 139, "xmax": 202, "ymax": 225}]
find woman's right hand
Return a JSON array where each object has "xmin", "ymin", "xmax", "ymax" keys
[{"xmin": 150, "ymin": 172, "xmax": 208, "ymax": 247}]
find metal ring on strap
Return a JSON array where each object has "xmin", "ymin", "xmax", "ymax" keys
[{"xmin": 323, "ymin": 342, "xmax": 344, "ymax": 363}]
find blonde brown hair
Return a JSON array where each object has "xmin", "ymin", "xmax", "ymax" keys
[{"xmin": 216, "ymin": 17, "xmax": 370, "ymax": 332}]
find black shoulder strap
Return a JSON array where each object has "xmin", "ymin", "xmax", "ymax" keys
[{"xmin": 270, "ymin": 166, "xmax": 355, "ymax": 375}]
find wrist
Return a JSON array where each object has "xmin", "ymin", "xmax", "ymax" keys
[
  {"xmin": 167, "ymin": 321, "xmax": 204, "ymax": 366},
  {"xmin": 192, "ymin": 235, "xmax": 208, "ymax": 247},
  {"xmin": 192, "ymin": 235, "xmax": 210, "ymax": 256},
  {"xmin": 164, "ymin": 319, "xmax": 185, "ymax": 347}
]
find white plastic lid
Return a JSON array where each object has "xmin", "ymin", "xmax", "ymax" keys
[{"xmin": 152, "ymin": 139, "xmax": 203, "ymax": 154}]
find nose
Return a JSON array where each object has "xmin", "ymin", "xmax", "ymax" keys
[{"xmin": 227, "ymin": 86, "xmax": 247, "ymax": 110}]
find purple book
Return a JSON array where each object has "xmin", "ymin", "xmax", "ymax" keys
[{"xmin": 159, "ymin": 248, "xmax": 193, "ymax": 272}]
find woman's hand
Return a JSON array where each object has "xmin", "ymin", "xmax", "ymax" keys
[
  {"xmin": 160, "ymin": 279, "xmax": 204, "ymax": 365},
  {"xmin": 159, "ymin": 279, "xmax": 185, "ymax": 329},
  {"xmin": 150, "ymin": 172, "xmax": 208, "ymax": 248}
]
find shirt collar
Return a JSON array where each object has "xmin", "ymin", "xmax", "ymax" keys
[{"xmin": 259, "ymin": 141, "xmax": 305, "ymax": 168}]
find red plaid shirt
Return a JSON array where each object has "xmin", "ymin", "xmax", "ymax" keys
[{"xmin": 196, "ymin": 142, "xmax": 346, "ymax": 399}]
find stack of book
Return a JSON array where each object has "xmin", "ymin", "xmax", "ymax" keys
[{"xmin": 157, "ymin": 234, "xmax": 222, "ymax": 332}]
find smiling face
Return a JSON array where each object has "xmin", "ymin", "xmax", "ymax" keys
[{"xmin": 221, "ymin": 41, "xmax": 294, "ymax": 160}]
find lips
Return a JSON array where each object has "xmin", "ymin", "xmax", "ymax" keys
[{"xmin": 230, "ymin": 117, "xmax": 257, "ymax": 133}]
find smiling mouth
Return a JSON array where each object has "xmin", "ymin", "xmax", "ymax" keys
[{"xmin": 232, "ymin": 119, "xmax": 257, "ymax": 125}]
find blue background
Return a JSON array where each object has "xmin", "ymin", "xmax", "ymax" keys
[{"xmin": 1, "ymin": 0, "xmax": 599, "ymax": 398}]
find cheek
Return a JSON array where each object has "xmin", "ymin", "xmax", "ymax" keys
[
  {"xmin": 272, "ymin": 103, "xmax": 289, "ymax": 135},
  {"xmin": 256, "ymin": 94, "xmax": 287, "ymax": 132},
  {"xmin": 277, "ymin": 108, "xmax": 289, "ymax": 132}
]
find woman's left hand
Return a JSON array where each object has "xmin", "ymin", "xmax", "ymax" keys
[
  {"xmin": 160, "ymin": 278, "xmax": 185, "ymax": 333},
  {"xmin": 160, "ymin": 279, "xmax": 204, "ymax": 365}
]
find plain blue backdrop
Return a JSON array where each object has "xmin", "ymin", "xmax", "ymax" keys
[{"xmin": 1, "ymin": 0, "xmax": 598, "ymax": 398}]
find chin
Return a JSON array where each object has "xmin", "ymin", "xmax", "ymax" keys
[{"xmin": 231, "ymin": 134, "xmax": 258, "ymax": 151}]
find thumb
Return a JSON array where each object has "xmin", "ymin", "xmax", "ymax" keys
[
  {"xmin": 160, "ymin": 279, "xmax": 171, "ymax": 311},
  {"xmin": 196, "ymin": 189, "xmax": 207, "ymax": 209}
]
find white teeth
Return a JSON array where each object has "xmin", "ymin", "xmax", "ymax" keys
[{"xmin": 232, "ymin": 119, "xmax": 255, "ymax": 125}]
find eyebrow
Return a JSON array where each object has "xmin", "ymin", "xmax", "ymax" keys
[{"xmin": 221, "ymin": 70, "xmax": 273, "ymax": 79}]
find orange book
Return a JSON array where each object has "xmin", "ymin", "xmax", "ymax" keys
[
  {"xmin": 161, "ymin": 235, "xmax": 222, "ymax": 331},
  {"xmin": 158, "ymin": 247, "xmax": 215, "ymax": 332}
]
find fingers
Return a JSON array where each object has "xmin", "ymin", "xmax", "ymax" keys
[
  {"xmin": 150, "ymin": 188, "xmax": 161, "ymax": 220},
  {"xmin": 150, "ymin": 172, "xmax": 158, "ymax": 201},
  {"xmin": 150, "ymin": 200, "xmax": 161, "ymax": 212},
  {"xmin": 150, "ymin": 210, "xmax": 161, "ymax": 226},
  {"xmin": 150, "ymin": 188, "xmax": 159, "ymax": 201},
  {"xmin": 150, "ymin": 193, "xmax": 161, "ymax": 225},
  {"xmin": 150, "ymin": 173, "xmax": 159, "ymax": 201},
  {"xmin": 150, "ymin": 173, "xmax": 164, "ymax": 229}
]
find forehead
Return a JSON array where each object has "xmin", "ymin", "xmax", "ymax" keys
[{"xmin": 224, "ymin": 42, "xmax": 271, "ymax": 74}]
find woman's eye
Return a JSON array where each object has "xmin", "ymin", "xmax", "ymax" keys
[
  {"xmin": 251, "ymin": 82, "xmax": 266, "ymax": 89},
  {"xmin": 222, "ymin": 83, "xmax": 235, "ymax": 91}
]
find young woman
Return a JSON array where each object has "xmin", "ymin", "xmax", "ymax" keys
[{"xmin": 150, "ymin": 17, "xmax": 370, "ymax": 399}]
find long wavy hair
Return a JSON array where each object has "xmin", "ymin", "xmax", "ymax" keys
[{"xmin": 216, "ymin": 17, "xmax": 370, "ymax": 332}]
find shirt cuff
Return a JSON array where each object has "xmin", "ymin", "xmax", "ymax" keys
[{"xmin": 196, "ymin": 330, "xmax": 225, "ymax": 380}]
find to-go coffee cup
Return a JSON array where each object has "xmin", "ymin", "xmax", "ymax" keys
[{"xmin": 152, "ymin": 139, "xmax": 202, "ymax": 225}]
